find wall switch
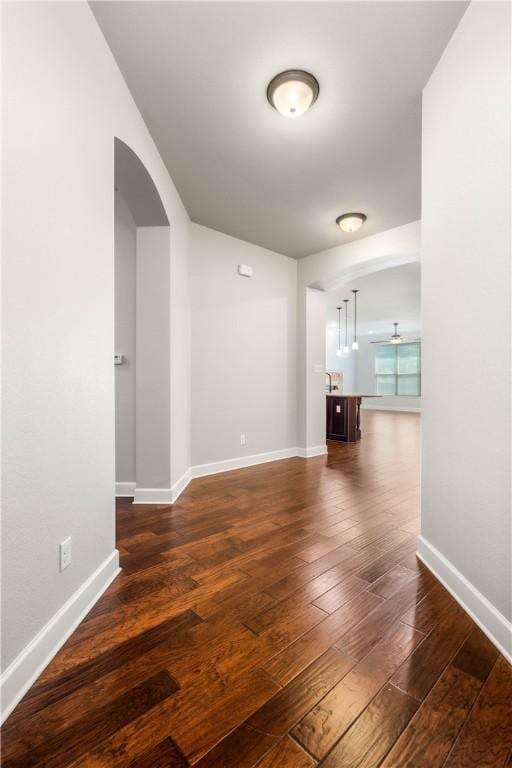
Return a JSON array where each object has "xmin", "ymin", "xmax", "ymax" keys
[
  {"xmin": 59, "ymin": 537, "xmax": 72, "ymax": 571},
  {"xmin": 114, "ymin": 353, "xmax": 124, "ymax": 365},
  {"xmin": 240, "ymin": 433, "xmax": 247, "ymax": 446}
]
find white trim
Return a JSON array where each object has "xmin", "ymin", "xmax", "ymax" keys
[
  {"xmin": 191, "ymin": 447, "xmax": 298, "ymax": 479},
  {"xmin": 0, "ymin": 550, "xmax": 120, "ymax": 724},
  {"xmin": 132, "ymin": 487, "xmax": 173, "ymax": 504},
  {"xmin": 417, "ymin": 535, "xmax": 512, "ymax": 663},
  {"xmin": 132, "ymin": 471, "xmax": 191, "ymax": 506},
  {"xmin": 133, "ymin": 448, "xmax": 329, "ymax": 505},
  {"xmin": 115, "ymin": 481, "xmax": 136, "ymax": 497},
  {"xmin": 170, "ymin": 469, "xmax": 192, "ymax": 503},
  {"xmin": 361, "ymin": 404, "xmax": 421, "ymax": 413},
  {"xmin": 295, "ymin": 445, "xmax": 328, "ymax": 458}
]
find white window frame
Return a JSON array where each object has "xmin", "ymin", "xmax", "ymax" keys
[{"xmin": 374, "ymin": 342, "xmax": 421, "ymax": 397}]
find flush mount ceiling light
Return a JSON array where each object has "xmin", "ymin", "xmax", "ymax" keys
[
  {"xmin": 267, "ymin": 70, "xmax": 319, "ymax": 118},
  {"xmin": 336, "ymin": 213, "xmax": 367, "ymax": 233}
]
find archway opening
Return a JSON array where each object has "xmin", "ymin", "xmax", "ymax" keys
[{"xmin": 113, "ymin": 138, "xmax": 171, "ymax": 506}]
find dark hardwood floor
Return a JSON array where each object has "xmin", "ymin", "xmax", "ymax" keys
[{"xmin": 2, "ymin": 411, "xmax": 511, "ymax": 767}]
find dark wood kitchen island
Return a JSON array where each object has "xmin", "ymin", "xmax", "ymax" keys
[{"xmin": 326, "ymin": 393, "xmax": 381, "ymax": 442}]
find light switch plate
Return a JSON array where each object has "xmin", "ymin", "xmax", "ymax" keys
[{"xmin": 59, "ymin": 537, "xmax": 71, "ymax": 571}]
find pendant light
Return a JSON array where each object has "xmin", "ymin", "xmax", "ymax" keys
[
  {"xmin": 351, "ymin": 289, "xmax": 359, "ymax": 350},
  {"xmin": 335, "ymin": 306, "xmax": 343, "ymax": 356},
  {"xmin": 343, "ymin": 299, "xmax": 350, "ymax": 354}
]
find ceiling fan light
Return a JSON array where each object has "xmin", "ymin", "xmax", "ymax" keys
[
  {"xmin": 390, "ymin": 322, "xmax": 401, "ymax": 344},
  {"xmin": 336, "ymin": 213, "xmax": 367, "ymax": 233},
  {"xmin": 267, "ymin": 70, "xmax": 319, "ymax": 118}
]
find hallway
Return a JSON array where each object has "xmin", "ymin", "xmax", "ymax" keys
[{"xmin": 2, "ymin": 412, "xmax": 510, "ymax": 767}]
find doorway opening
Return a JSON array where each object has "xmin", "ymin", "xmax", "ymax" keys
[
  {"xmin": 113, "ymin": 138, "xmax": 171, "ymax": 506},
  {"xmin": 324, "ymin": 261, "xmax": 421, "ymax": 441}
]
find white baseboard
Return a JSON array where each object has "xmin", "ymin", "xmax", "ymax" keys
[
  {"xmin": 0, "ymin": 550, "xmax": 120, "ymax": 724},
  {"xmin": 170, "ymin": 469, "xmax": 192, "ymax": 503},
  {"xmin": 191, "ymin": 447, "xmax": 298, "ymax": 479},
  {"xmin": 132, "ymin": 487, "xmax": 173, "ymax": 504},
  {"xmin": 133, "ymin": 447, "xmax": 328, "ymax": 505},
  {"xmin": 115, "ymin": 481, "xmax": 136, "ymax": 497},
  {"xmin": 296, "ymin": 445, "xmax": 328, "ymax": 458},
  {"xmin": 417, "ymin": 535, "xmax": 511, "ymax": 663},
  {"xmin": 361, "ymin": 404, "xmax": 421, "ymax": 413}
]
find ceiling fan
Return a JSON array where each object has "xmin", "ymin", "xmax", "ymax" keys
[{"xmin": 370, "ymin": 322, "xmax": 421, "ymax": 345}]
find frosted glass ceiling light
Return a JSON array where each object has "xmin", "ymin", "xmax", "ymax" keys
[
  {"xmin": 267, "ymin": 70, "xmax": 319, "ymax": 118},
  {"xmin": 336, "ymin": 213, "xmax": 367, "ymax": 233}
]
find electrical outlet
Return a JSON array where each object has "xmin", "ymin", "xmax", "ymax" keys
[
  {"xmin": 59, "ymin": 537, "xmax": 71, "ymax": 571},
  {"xmin": 240, "ymin": 433, "xmax": 247, "ymax": 446}
]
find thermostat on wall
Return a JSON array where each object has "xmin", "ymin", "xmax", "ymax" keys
[
  {"xmin": 114, "ymin": 353, "xmax": 124, "ymax": 365},
  {"xmin": 238, "ymin": 264, "xmax": 253, "ymax": 278}
]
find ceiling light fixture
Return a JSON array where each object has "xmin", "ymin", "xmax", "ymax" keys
[
  {"xmin": 352, "ymin": 289, "xmax": 359, "ymax": 350},
  {"xmin": 343, "ymin": 298, "xmax": 350, "ymax": 354},
  {"xmin": 336, "ymin": 213, "xmax": 367, "ymax": 233},
  {"xmin": 370, "ymin": 323, "xmax": 421, "ymax": 345},
  {"xmin": 267, "ymin": 70, "xmax": 319, "ymax": 118},
  {"xmin": 336, "ymin": 306, "xmax": 343, "ymax": 356},
  {"xmin": 390, "ymin": 322, "xmax": 402, "ymax": 344}
]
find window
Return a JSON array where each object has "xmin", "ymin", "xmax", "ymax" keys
[{"xmin": 375, "ymin": 342, "xmax": 421, "ymax": 396}]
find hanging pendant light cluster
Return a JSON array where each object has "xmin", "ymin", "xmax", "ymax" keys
[{"xmin": 333, "ymin": 291, "xmax": 360, "ymax": 355}]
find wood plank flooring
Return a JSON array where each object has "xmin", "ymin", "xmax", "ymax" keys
[{"xmin": 2, "ymin": 411, "xmax": 510, "ymax": 767}]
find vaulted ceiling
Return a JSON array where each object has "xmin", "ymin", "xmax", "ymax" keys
[{"xmin": 92, "ymin": 1, "xmax": 467, "ymax": 258}]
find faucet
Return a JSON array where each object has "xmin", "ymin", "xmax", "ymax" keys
[{"xmin": 326, "ymin": 372, "xmax": 332, "ymax": 393}]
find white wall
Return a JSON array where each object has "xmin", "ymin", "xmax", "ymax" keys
[
  {"xmin": 2, "ymin": 1, "xmax": 191, "ymax": 716},
  {"xmin": 136, "ymin": 227, "xmax": 171, "ymax": 489},
  {"xmin": 326, "ymin": 361, "xmax": 355, "ymax": 394},
  {"xmin": 190, "ymin": 224, "xmax": 297, "ymax": 467},
  {"xmin": 420, "ymin": 1, "xmax": 511, "ymax": 655},
  {"xmin": 325, "ymin": 330, "xmax": 355, "ymax": 393},
  {"xmin": 114, "ymin": 191, "xmax": 136, "ymax": 483},
  {"xmin": 305, "ymin": 289, "xmax": 327, "ymax": 450}
]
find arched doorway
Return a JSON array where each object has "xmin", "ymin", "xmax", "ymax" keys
[
  {"xmin": 300, "ymin": 250, "xmax": 420, "ymax": 453},
  {"xmin": 114, "ymin": 138, "xmax": 171, "ymax": 503}
]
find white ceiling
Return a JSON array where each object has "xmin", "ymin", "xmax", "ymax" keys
[
  {"xmin": 91, "ymin": 1, "xmax": 467, "ymax": 258},
  {"xmin": 326, "ymin": 262, "xmax": 421, "ymax": 337}
]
